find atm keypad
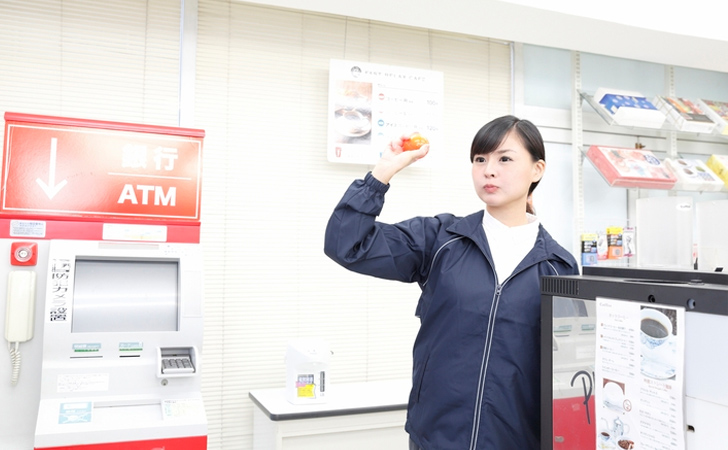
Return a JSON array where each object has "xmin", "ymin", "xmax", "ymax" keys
[{"xmin": 161, "ymin": 356, "xmax": 195, "ymax": 374}]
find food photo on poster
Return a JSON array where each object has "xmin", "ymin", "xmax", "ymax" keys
[{"xmin": 332, "ymin": 80, "xmax": 373, "ymax": 144}]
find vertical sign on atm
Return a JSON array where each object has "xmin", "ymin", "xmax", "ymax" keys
[{"xmin": 2, "ymin": 112, "xmax": 203, "ymax": 223}]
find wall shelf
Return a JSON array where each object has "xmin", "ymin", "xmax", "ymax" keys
[
  {"xmin": 570, "ymin": 51, "xmax": 728, "ymax": 263},
  {"xmin": 578, "ymin": 90, "xmax": 728, "ymax": 140}
]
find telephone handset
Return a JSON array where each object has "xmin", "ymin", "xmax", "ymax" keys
[{"xmin": 5, "ymin": 270, "xmax": 36, "ymax": 385}]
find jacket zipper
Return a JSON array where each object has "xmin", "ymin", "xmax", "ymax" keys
[
  {"xmin": 468, "ymin": 254, "xmax": 559, "ymax": 449},
  {"xmin": 470, "ymin": 251, "xmax": 558, "ymax": 450},
  {"xmin": 469, "ymin": 270, "xmax": 506, "ymax": 450}
]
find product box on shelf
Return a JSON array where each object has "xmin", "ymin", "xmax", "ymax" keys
[
  {"xmin": 606, "ymin": 226, "xmax": 624, "ymax": 259},
  {"xmin": 653, "ymin": 96, "xmax": 716, "ymax": 133},
  {"xmin": 594, "ymin": 88, "xmax": 666, "ymax": 129},
  {"xmin": 580, "ymin": 233, "xmax": 598, "ymax": 266},
  {"xmin": 664, "ymin": 158, "xmax": 725, "ymax": 191},
  {"xmin": 622, "ymin": 226, "xmax": 635, "ymax": 257},
  {"xmin": 706, "ymin": 154, "xmax": 728, "ymax": 187},
  {"xmin": 597, "ymin": 231, "xmax": 608, "ymax": 261},
  {"xmin": 586, "ymin": 145, "xmax": 677, "ymax": 189},
  {"xmin": 695, "ymin": 99, "xmax": 728, "ymax": 135}
]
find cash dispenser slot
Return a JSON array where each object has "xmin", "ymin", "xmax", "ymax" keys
[{"xmin": 158, "ymin": 346, "xmax": 197, "ymax": 377}]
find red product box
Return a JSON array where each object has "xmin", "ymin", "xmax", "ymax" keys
[{"xmin": 586, "ymin": 146, "xmax": 677, "ymax": 189}]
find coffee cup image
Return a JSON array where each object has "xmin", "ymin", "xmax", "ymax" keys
[
  {"xmin": 599, "ymin": 430, "xmax": 611, "ymax": 442},
  {"xmin": 597, "ymin": 430, "xmax": 615, "ymax": 449},
  {"xmin": 640, "ymin": 308, "xmax": 672, "ymax": 350},
  {"xmin": 597, "ymin": 429, "xmax": 617, "ymax": 449}
]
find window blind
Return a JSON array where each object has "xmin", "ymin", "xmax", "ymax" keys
[{"xmin": 0, "ymin": 0, "xmax": 181, "ymax": 126}]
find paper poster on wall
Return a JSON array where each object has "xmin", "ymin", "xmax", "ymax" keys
[
  {"xmin": 327, "ymin": 59, "xmax": 443, "ymax": 166},
  {"xmin": 595, "ymin": 297, "xmax": 685, "ymax": 450}
]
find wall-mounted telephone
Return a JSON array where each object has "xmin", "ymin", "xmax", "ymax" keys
[{"xmin": 5, "ymin": 270, "xmax": 36, "ymax": 385}]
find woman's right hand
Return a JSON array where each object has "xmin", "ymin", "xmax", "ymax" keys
[{"xmin": 371, "ymin": 133, "xmax": 429, "ymax": 185}]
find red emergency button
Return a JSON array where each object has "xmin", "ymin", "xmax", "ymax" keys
[{"xmin": 10, "ymin": 242, "xmax": 38, "ymax": 266}]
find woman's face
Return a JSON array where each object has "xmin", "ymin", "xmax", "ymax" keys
[{"xmin": 471, "ymin": 130, "xmax": 545, "ymax": 216}]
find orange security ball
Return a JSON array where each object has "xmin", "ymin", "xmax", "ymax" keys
[{"xmin": 402, "ymin": 133, "xmax": 429, "ymax": 151}]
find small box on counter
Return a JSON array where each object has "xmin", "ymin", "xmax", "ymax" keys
[
  {"xmin": 594, "ymin": 88, "xmax": 666, "ymax": 129},
  {"xmin": 586, "ymin": 145, "xmax": 677, "ymax": 189},
  {"xmin": 695, "ymin": 99, "xmax": 728, "ymax": 135},
  {"xmin": 664, "ymin": 158, "xmax": 725, "ymax": 192},
  {"xmin": 653, "ymin": 96, "xmax": 716, "ymax": 133}
]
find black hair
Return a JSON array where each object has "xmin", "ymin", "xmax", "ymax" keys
[{"xmin": 470, "ymin": 115, "xmax": 545, "ymax": 213}]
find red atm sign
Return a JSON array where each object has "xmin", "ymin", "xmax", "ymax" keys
[{"xmin": 2, "ymin": 113, "xmax": 204, "ymax": 222}]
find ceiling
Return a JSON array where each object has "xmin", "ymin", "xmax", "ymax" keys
[{"xmin": 243, "ymin": 0, "xmax": 728, "ymax": 73}]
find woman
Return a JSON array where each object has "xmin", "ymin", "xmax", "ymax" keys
[{"xmin": 324, "ymin": 115, "xmax": 579, "ymax": 449}]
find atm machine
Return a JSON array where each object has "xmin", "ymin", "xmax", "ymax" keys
[
  {"xmin": 32, "ymin": 240, "xmax": 206, "ymax": 449},
  {"xmin": 541, "ymin": 266, "xmax": 728, "ymax": 450},
  {"xmin": 0, "ymin": 112, "xmax": 207, "ymax": 449}
]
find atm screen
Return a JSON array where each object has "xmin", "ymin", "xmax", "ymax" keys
[{"xmin": 71, "ymin": 259, "xmax": 179, "ymax": 333}]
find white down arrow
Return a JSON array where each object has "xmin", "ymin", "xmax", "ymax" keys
[{"xmin": 36, "ymin": 138, "xmax": 68, "ymax": 199}]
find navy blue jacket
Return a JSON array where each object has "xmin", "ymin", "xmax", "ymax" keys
[{"xmin": 324, "ymin": 173, "xmax": 579, "ymax": 450}]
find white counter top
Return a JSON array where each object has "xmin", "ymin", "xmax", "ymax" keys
[{"xmin": 249, "ymin": 379, "xmax": 411, "ymax": 421}]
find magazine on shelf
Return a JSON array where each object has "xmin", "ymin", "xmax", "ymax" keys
[
  {"xmin": 706, "ymin": 154, "xmax": 728, "ymax": 187},
  {"xmin": 586, "ymin": 145, "xmax": 677, "ymax": 189},
  {"xmin": 695, "ymin": 99, "xmax": 728, "ymax": 135},
  {"xmin": 653, "ymin": 96, "xmax": 716, "ymax": 133},
  {"xmin": 593, "ymin": 88, "xmax": 666, "ymax": 129},
  {"xmin": 664, "ymin": 158, "xmax": 724, "ymax": 191}
]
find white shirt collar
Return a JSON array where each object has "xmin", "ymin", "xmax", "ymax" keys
[
  {"xmin": 482, "ymin": 209, "xmax": 539, "ymax": 233},
  {"xmin": 481, "ymin": 209, "xmax": 540, "ymax": 283}
]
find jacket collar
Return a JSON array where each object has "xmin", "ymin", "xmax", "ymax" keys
[{"xmin": 446, "ymin": 210, "xmax": 577, "ymax": 270}]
